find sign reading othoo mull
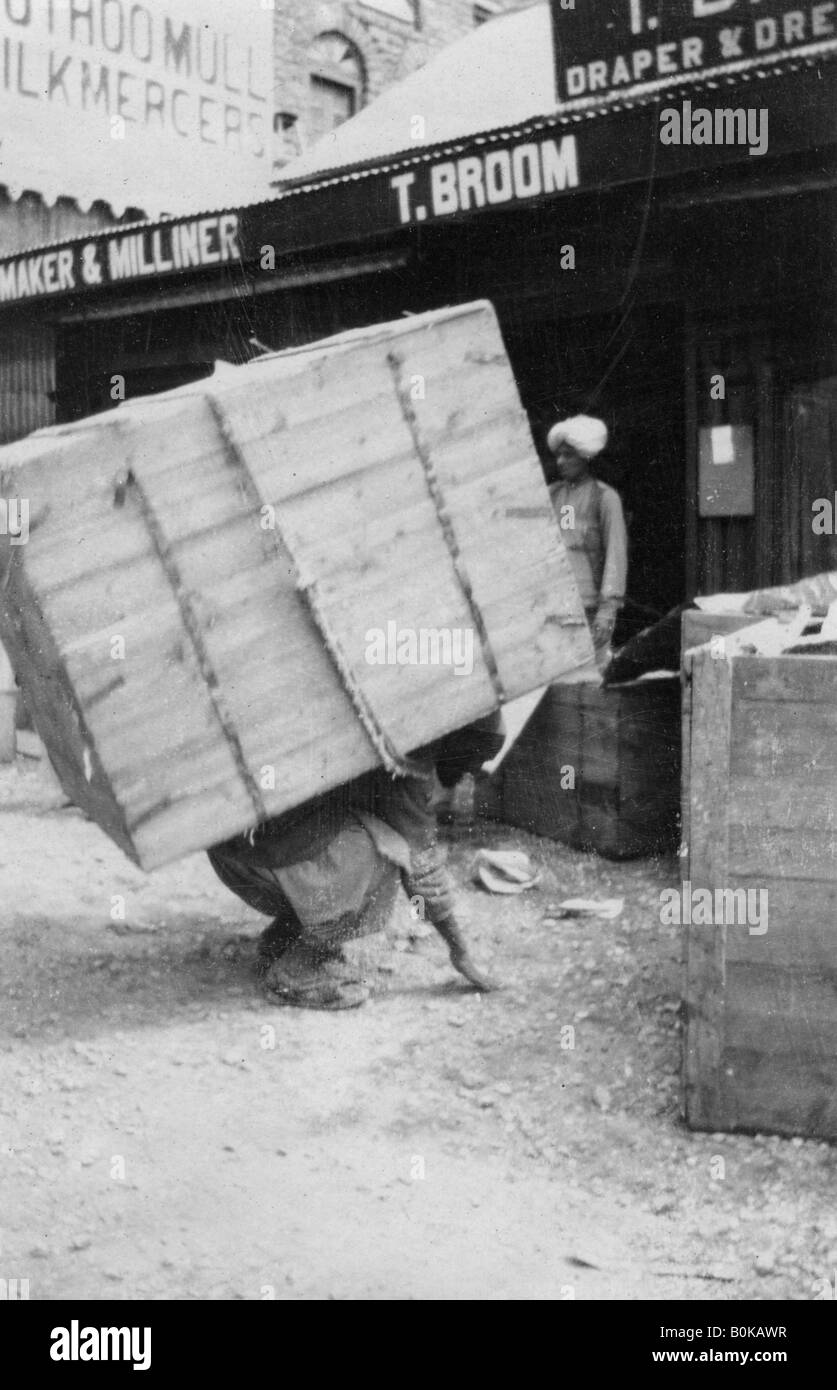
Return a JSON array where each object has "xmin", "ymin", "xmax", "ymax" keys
[{"xmin": 0, "ymin": 0, "xmax": 273, "ymax": 217}]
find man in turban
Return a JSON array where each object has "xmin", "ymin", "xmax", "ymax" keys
[{"xmin": 546, "ymin": 415, "xmax": 628, "ymax": 669}]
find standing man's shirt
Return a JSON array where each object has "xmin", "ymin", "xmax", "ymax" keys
[{"xmin": 549, "ymin": 476, "xmax": 628, "ymax": 616}]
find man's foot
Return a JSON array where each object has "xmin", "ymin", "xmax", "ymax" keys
[
  {"xmin": 256, "ymin": 917, "xmax": 304, "ymax": 977},
  {"xmin": 431, "ymin": 913, "xmax": 500, "ymax": 993},
  {"xmin": 448, "ymin": 946, "xmax": 499, "ymax": 993},
  {"xmin": 262, "ymin": 940, "xmax": 369, "ymax": 1010}
]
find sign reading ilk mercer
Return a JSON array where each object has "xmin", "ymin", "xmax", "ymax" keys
[
  {"xmin": 0, "ymin": 0, "xmax": 273, "ymax": 218},
  {"xmin": 551, "ymin": 1, "xmax": 836, "ymax": 102}
]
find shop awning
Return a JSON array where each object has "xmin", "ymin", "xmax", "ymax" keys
[
  {"xmin": 0, "ymin": 4, "xmax": 835, "ymax": 316},
  {"xmin": 274, "ymin": 1, "xmax": 837, "ymax": 229}
]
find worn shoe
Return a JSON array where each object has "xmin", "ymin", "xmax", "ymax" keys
[
  {"xmin": 256, "ymin": 917, "xmax": 304, "ymax": 977},
  {"xmin": 262, "ymin": 940, "xmax": 369, "ymax": 1010}
]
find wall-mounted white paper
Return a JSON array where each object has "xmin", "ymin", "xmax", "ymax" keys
[{"xmin": 710, "ymin": 424, "xmax": 735, "ymax": 465}]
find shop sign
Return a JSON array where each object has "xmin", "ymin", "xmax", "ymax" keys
[
  {"xmin": 0, "ymin": 211, "xmax": 241, "ymax": 304},
  {"xmin": 0, "ymin": 0, "xmax": 273, "ymax": 218},
  {"xmin": 552, "ymin": 1, "xmax": 836, "ymax": 101},
  {"xmin": 390, "ymin": 134, "xmax": 580, "ymax": 226}
]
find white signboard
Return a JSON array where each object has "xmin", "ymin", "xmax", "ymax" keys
[{"xmin": 0, "ymin": 0, "xmax": 274, "ymax": 218}]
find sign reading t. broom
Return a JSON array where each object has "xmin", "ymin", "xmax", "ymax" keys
[
  {"xmin": 551, "ymin": 1, "xmax": 836, "ymax": 102},
  {"xmin": 0, "ymin": 0, "xmax": 273, "ymax": 218}
]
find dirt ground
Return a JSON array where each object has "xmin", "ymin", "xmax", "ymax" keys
[{"xmin": 1, "ymin": 746, "xmax": 834, "ymax": 1302}]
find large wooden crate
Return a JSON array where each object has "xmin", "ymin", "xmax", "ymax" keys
[
  {"xmin": 680, "ymin": 610, "xmax": 762, "ymax": 853},
  {"xmin": 683, "ymin": 646, "xmax": 837, "ymax": 1139},
  {"xmin": 0, "ymin": 301, "xmax": 591, "ymax": 870},
  {"xmin": 492, "ymin": 677, "xmax": 681, "ymax": 859}
]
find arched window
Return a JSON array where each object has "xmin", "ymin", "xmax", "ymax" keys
[{"xmin": 307, "ymin": 33, "xmax": 366, "ymax": 145}]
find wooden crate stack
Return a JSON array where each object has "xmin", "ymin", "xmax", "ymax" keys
[{"xmin": 494, "ymin": 677, "xmax": 681, "ymax": 859}]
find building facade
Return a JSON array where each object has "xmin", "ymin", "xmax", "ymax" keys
[
  {"xmin": 0, "ymin": 2, "xmax": 530, "ymax": 256},
  {"xmin": 0, "ymin": 0, "xmax": 528, "ymax": 440},
  {"xmin": 0, "ymin": 2, "xmax": 834, "ymax": 613},
  {"xmin": 270, "ymin": 1, "xmax": 533, "ymax": 166}
]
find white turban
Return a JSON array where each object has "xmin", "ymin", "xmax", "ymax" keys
[{"xmin": 547, "ymin": 415, "xmax": 608, "ymax": 460}]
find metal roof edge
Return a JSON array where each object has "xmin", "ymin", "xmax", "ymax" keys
[
  {"xmin": 276, "ymin": 38, "xmax": 837, "ymax": 198},
  {"xmin": 1, "ymin": 38, "xmax": 834, "ymax": 269},
  {"xmin": 0, "ymin": 197, "xmax": 282, "ymax": 265}
]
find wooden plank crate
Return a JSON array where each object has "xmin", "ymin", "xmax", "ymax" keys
[
  {"xmin": 680, "ymin": 610, "xmax": 762, "ymax": 855},
  {"xmin": 492, "ymin": 677, "xmax": 681, "ymax": 859},
  {"xmin": 683, "ymin": 645, "xmax": 837, "ymax": 1139},
  {"xmin": 0, "ymin": 301, "xmax": 592, "ymax": 870}
]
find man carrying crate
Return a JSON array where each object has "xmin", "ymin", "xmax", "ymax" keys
[{"xmin": 208, "ymin": 717, "xmax": 503, "ymax": 1010}]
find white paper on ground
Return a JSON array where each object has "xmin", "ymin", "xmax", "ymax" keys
[
  {"xmin": 550, "ymin": 898, "xmax": 624, "ymax": 920},
  {"xmin": 471, "ymin": 849, "xmax": 541, "ymax": 894}
]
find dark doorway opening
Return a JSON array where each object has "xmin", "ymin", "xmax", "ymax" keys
[{"xmin": 501, "ymin": 302, "xmax": 686, "ymax": 634}]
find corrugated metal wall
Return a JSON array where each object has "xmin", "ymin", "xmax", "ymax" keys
[
  {"xmin": 0, "ymin": 318, "xmax": 55, "ymax": 445},
  {"xmin": 0, "ymin": 190, "xmax": 140, "ymax": 258},
  {"xmin": 0, "ymin": 308, "xmax": 57, "ymax": 742},
  {"xmin": 0, "ymin": 188, "xmax": 131, "ymax": 445}
]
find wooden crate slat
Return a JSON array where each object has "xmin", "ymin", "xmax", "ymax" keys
[
  {"xmin": 682, "ymin": 648, "xmax": 733, "ymax": 1134},
  {"xmin": 727, "ymin": 776, "xmax": 837, "ymax": 831},
  {"xmin": 702, "ymin": 1051, "xmax": 837, "ymax": 1138},
  {"xmin": 722, "ymin": 878, "xmax": 837, "ymax": 967},
  {"xmin": 723, "ymin": 960, "xmax": 837, "ymax": 1057},
  {"xmin": 730, "ymin": 701, "xmax": 837, "ymax": 778},
  {"xmin": 733, "ymin": 654, "xmax": 837, "ymax": 704}
]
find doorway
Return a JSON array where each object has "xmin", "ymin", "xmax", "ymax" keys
[{"xmin": 502, "ymin": 302, "xmax": 687, "ymax": 637}]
